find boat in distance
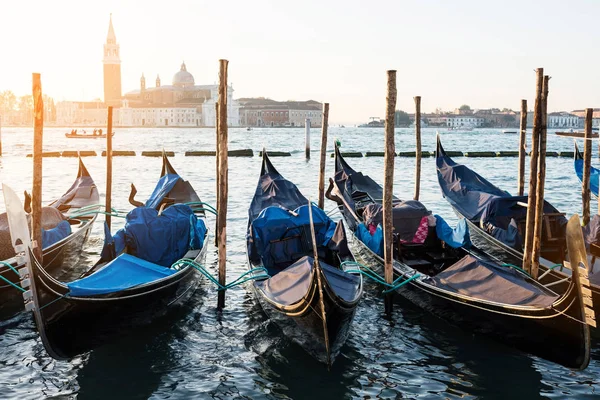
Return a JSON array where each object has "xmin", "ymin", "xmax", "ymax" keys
[
  {"xmin": 3, "ymin": 152, "xmax": 208, "ymax": 359},
  {"xmin": 327, "ymin": 144, "xmax": 595, "ymax": 370},
  {"xmin": 246, "ymin": 151, "xmax": 363, "ymax": 366},
  {"xmin": 65, "ymin": 129, "xmax": 115, "ymax": 139}
]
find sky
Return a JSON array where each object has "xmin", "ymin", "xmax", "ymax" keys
[{"xmin": 0, "ymin": 0, "xmax": 598, "ymax": 124}]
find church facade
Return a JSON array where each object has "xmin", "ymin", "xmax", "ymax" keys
[{"xmin": 56, "ymin": 15, "xmax": 239, "ymax": 127}]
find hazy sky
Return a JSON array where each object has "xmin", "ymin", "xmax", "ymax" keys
[{"xmin": 1, "ymin": 0, "xmax": 598, "ymax": 123}]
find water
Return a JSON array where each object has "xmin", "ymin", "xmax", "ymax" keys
[{"xmin": 0, "ymin": 127, "xmax": 598, "ymax": 399}]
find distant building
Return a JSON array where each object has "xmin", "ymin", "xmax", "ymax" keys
[
  {"xmin": 571, "ymin": 109, "xmax": 600, "ymax": 128},
  {"xmin": 446, "ymin": 116, "xmax": 484, "ymax": 127},
  {"xmin": 547, "ymin": 112, "xmax": 581, "ymax": 128},
  {"xmin": 239, "ymin": 98, "xmax": 322, "ymax": 127}
]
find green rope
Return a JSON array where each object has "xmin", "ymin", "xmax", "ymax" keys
[
  {"xmin": 341, "ymin": 260, "xmax": 421, "ymax": 293},
  {"xmin": 382, "ymin": 273, "xmax": 421, "ymax": 294},
  {"xmin": 0, "ymin": 274, "xmax": 25, "ymax": 292},
  {"xmin": 40, "ymin": 293, "xmax": 68, "ymax": 310},
  {"xmin": 170, "ymin": 259, "xmax": 269, "ymax": 291},
  {"xmin": 0, "ymin": 261, "xmax": 21, "ymax": 276},
  {"xmin": 184, "ymin": 202, "xmax": 218, "ymax": 214},
  {"xmin": 68, "ymin": 210, "xmax": 127, "ymax": 220},
  {"xmin": 501, "ymin": 263, "xmax": 530, "ymax": 276},
  {"xmin": 549, "ymin": 263, "xmax": 562, "ymax": 270}
]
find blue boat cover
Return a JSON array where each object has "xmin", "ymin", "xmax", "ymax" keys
[
  {"xmin": 41, "ymin": 220, "xmax": 72, "ymax": 248},
  {"xmin": 356, "ymin": 223, "xmax": 384, "ymax": 256},
  {"xmin": 110, "ymin": 204, "xmax": 206, "ymax": 267},
  {"xmin": 67, "ymin": 253, "xmax": 178, "ymax": 296},
  {"xmin": 248, "ymin": 204, "xmax": 337, "ymax": 272},
  {"xmin": 434, "ymin": 215, "xmax": 471, "ymax": 249},
  {"xmin": 146, "ymin": 173, "xmax": 182, "ymax": 209}
]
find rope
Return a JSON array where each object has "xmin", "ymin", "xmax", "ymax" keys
[
  {"xmin": 501, "ymin": 263, "xmax": 531, "ymax": 276},
  {"xmin": 0, "ymin": 261, "xmax": 21, "ymax": 276},
  {"xmin": 184, "ymin": 202, "xmax": 218, "ymax": 214},
  {"xmin": 170, "ymin": 258, "xmax": 269, "ymax": 291},
  {"xmin": 68, "ymin": 210, "xmax": 127, "ymax": 220},
  {"xmin": 0, "ymin": 274, "xmax": 25, "ymax": 292},
  {"xmin": 40, "ymin": 293, "xmax": 69, "ymax": 310},
  {"xmin": 341, "ymin": 261, "xmax": 421, "ymax": 294}
]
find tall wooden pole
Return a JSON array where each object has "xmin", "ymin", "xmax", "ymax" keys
[
  {"xmin": 305, "ymin": 119, "xmax": 311, "ymax": 159},
  {"xmin": 583, "ymin": 108, "xmax": 593, "ymax": 225},
  {"xmin": 105, "ymin": 106, "xmax": 113, "ymax": 230},
  {"xmin": 413, "ymin": 96, "xmax": 422, "ymax": 201},
  {"xmin": 215, "ymin": 102, "xmax": 220, "ymax": 246},
  {"xmin": 318, "ymin": 103, "xmax": 330, "ymax": 209},
  {"xmin": 383, "ymin": 70, "xmax": 397, "ymax": 315},
  {"xmin": 216, "ymin": 60, "xmax": 229, "ymax": 310},
  {"xmin": 31, "ymin": 73, "xmax": 43, "ymax": 261},
  {"xmin": 517, "ymin": 99, "xmax": 527, "ymax": 196},
  {"xmin": 531, "ymin": 76, "xmax": 549, "ymax": 279},
  {"xmin": 523, "ymin": 68, "xmax": 543, "ymax": 274}
]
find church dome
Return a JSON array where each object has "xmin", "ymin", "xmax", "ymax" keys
[{"xmin": 173, "ymin": 62, "xmax": 195, "ymax": 87}]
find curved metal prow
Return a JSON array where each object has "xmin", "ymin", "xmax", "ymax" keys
[
  {"xmin": 128, "ymin": 183, "xmax": 144, "ymax": 207},
  {"xmin": 574, "ymin": 141, "xmax": 583, "ymax": 161},
  {"xmin": 160, "ymin": 150, "xmax": 178, "ymax": 177},
  {"xmin": 77, "ymin": 156, "xmax": 92, "ymax": 178},
  {"xmin": 260, "ymin": 149, "xmax": 280, "ymax": 177}
]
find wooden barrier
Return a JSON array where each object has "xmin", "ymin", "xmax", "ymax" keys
[
  {"xmin": 258, "ymin": 151, "xmax": 291, "ymax": 157},
  {"xmin": 26, "ymin": 152, "xmax": 60, "ymax": 158},
  {"xmin": 186, "ymin": 149, "xmax": 253, "ymax": 157},
  {"xmin": 101, "ymin": 150, "xmax": 136, "ymax": 156},
  {"xmin": 329, "ymin": 152, "xmax": 362, "ymax": 158},
  {"xmin": 62, "ymin": 150, "xmax": 97, "ymax": 157},
  {"xmin": 142, "ymin": 151, "xmax": 175, "ymax": 157}
]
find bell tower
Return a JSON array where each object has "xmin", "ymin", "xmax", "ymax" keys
[{"xmin": 103, "ymin": 14, "xmax": 122, "ymax": 106}]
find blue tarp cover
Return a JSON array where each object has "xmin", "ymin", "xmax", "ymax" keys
[
  {"xmin": 435, "ymin": 215, "xmax": 471, "ymax": 248},
  {"xmin": 67, "ymin": 253, "xmax": 177, "ymax": 296},
  {"xmin": 248, "ymin": 204, "xmax": 337, "ymax": 271},
  {"xmin": 41, "ymin": 220, "xmax": 72, "ymax": 248},
  {"xmin": 111, "ymin": 204, "xmax": 206, "ymax": 267},
  {"xmin": 146, "ymin": 173, "xmax": 182, "ymax": 209},
  {"xmin": 356, "ymin": 223, "xmax": 384, "ymax": 256}
]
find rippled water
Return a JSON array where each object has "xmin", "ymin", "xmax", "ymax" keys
[{"xmin": 0, "ymin": 127, "xmax": 598, "ymax": 399}]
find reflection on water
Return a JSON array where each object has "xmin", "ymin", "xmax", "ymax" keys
[{"xmin": 0, "ymin": 127, "xmax": 598, "ymax": 398}]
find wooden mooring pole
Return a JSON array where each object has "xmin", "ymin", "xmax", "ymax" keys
[
  {"xmin": 583, "ymin": 108, "xmax": 593, "ymax": 225},
  {"xmin": 105, "ymin": 106, "xmax": 113, "ymax": 231},
  {"xmin": 318, "ymin": 103, "xmax": 329, "ymax": 209},
  {"xmin": 305, "ymin": 119, "xmax": 311, "ymax": 159},
  {"xmin": 31, "ymin": 73, "xmax": 43, "ymax": 261},
  {"xmin": 215, "ymin": 102, "xmax": 220, "ymax": 246},
  {"xmin": 413, "ymin": 96, "xmax": 422, "ymax": 201},
  {"xmin": 517, "ymin": 99, "xmax": 527, "ymax": 196},
  {"xmin": 383, "ymin": 70, "xmax": 397, "ymax": 315},
  {"xmin": 531, "ymin": 76, "xmax": 549, "ymax": 279},
  {"xmin": 523, "ymin": 68, "xmax": 543, "ymax": 274},
  {"xmin": 217, "ymin": 59, "xmax": 229, "ymax": 310}
]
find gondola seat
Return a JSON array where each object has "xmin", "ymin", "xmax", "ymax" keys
[{"xmin": 67, "ymin": 253, "xmax": 177, "ymax": 296}]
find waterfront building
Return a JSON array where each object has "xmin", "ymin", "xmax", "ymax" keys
[
  {"xmin": 571, "ymin": 109, "xmax": 600, "ymax": 128},
  {"xmin": 239, "ymin": 98, "xmax": 322, "ymax": 127},
  {"xmin": 547, "ymin": 112, "xmax": 581, "ymax": 128},
  {"xmin": 445, "ymin": 116, "xmax": 484, "ymax": 127}
]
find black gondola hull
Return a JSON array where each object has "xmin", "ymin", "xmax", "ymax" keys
[
  {"xmin": 453, "ymin": 206, "xmax": 600, "ymax": 332},
  {"xmin": 352, "ymin": 239, "xmax": 589, "ymax": 370},
  {"xmin": 252, "ymin": 270, "xmax": 359, "ymax": 364},
  {"xmin": 29, "ymin": 242, "xmax": 206, "ymax": 360}
]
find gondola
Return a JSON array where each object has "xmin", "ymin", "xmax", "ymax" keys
[
  {"xmin": 574, "ymin": 142, "xmax": 599, "ymax": 199},
  {"xmin": 0, "ymin": 157, "xmax": 99, "ymax": 317},
  {"xmin": 436, "ymin": 136, "xmax": 600, "ymax": 319},
  {"xmin": 2, "ymin": 153, "xmax": 209, "ymax": 359},
  {"xmin": 327, "ymin": 145, "xmax": 594, "ymax": 370},
  {"xmin": 246, "ymin": 151, "xmax": 363, "ymax": 366}
]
